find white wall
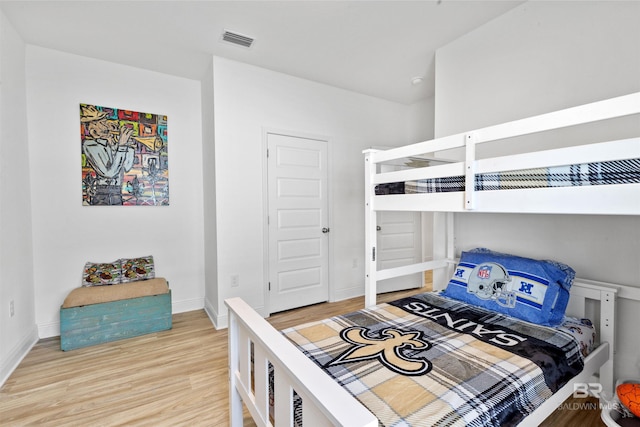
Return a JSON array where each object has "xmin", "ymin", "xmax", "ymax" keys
[
  {"xmin": 407, "ymin": 96, "xmax": 434, "ymax": 144},
  {"xmin": 201, "ymin": 59, "xmax": 219, "ymax": 324},
  {"xmin": 25, "ymin": 46, "xmax": 205, "ymax": 338},
  {"xmin": 435, "ymin": 1, "xmax": 640, "ymax": 379},
  {"xmin": 208, "ymin": 57, "xmax": 412, "ymax": 327},
  {"xmin": 0, "ymin": 10, "xmax": 38, "ymax": 386},
  {"xmin": 435, "ymin": 0, "xmax": 640, "ymax": 151}
]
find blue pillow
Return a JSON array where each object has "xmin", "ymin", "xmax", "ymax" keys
[{"xmin": 442, "ymin": 248, "xmax": 575, "ymax": 326}]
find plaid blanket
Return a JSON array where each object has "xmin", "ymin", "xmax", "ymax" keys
[
  {"xmin": 375, "ymin": 158, "xmax": 640, "ymax": 194},
  {"xmin": 282, "ymin": 293, "xmax": 584, "ymax": 427}
]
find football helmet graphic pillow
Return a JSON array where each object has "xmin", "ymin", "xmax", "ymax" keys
[
  {"xmin": 443, "ymin": 248, "xmax": 575, "ymax": 326},
  {"xmin": 467, "ymin": 262, "xmax": 517, "ymax": 307}
]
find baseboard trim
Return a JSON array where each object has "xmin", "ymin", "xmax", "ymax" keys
[
  {"xmin": 204, "ymin": 297, "xmax": 221, "ymax": 329},
  {"xmin": 208, "ymin": 299, "xmax": 267, "ymax": 330},
  {"xmin": 1, "ymin": 325, "xmax": 38, "ymax": 388},
  {"xmin": 38, "ymin": 320, "xmax": 60, "ymax": 339},
  {"xmin": 332, "ymin": 285, "xmax": 363, "ymax": 302},
  {"xmin": 171, "ymin": 297, "xmax": 204, "ymax": 314}
]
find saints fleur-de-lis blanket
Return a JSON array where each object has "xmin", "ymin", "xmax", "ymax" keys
[{"xmin": 281, "ymin": 292, "xmax": 585, "ymax": 427}]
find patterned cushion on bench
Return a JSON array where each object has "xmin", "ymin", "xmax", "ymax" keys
[
  {"xmin": 82, "ymin": 260, "xmax": 122, "ymax": 286},
  {"xmin": 121, "ymin": 255, "xmax": 155, "ymax": 283}
]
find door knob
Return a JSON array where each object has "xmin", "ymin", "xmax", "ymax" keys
[
  {"xmin": 322, "ymin": 227, "xmax": 330, "ymax": 233},
  {"xmin": 376, "ymin": 226, "xmax": 381, "ymax": 231}
]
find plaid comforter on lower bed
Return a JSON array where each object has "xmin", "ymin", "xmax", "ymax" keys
[{"xmin": 281, "ymin": 292, "xmax": 584, "ymax": 427}]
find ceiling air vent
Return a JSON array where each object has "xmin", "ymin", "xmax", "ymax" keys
[{"xmin": 221, "ymin": 30, "xmax": 254, "ymax": 48}]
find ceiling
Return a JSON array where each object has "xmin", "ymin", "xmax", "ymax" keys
[{"xmin": 0, "ymin": 1, "xmax": 523, "ymax": 105}]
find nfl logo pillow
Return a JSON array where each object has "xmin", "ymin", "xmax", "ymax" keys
[{"xmin": 442, "ymin": 248, "xmax": 575, "ymax": 326}]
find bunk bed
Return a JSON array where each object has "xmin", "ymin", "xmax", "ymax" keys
[{"xmin": 227, "ymin": 92, "xmax": 640, "ymax": 426}]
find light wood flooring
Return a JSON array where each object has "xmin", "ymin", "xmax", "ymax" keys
[{"xmin": 1, "ymin": 288, "xmax": 605, "ymax": 426}]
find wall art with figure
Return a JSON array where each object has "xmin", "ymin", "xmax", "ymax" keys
[{"xmin": 80, "ymin": 103, "xmax": 169, "ymax": 206}]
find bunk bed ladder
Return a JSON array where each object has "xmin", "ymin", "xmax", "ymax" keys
[
  {"xmin": 465, "ymin": 132, "xmax": 477, "ymax": 211},
  {"xmin": 364, "ymin": 149, "xmax": 379, "ymax": 307}
]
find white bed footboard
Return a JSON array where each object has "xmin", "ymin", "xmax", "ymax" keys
[
  {"xmin": 226, "ymin": 297, "xmax": 377, "ymax": 427},
  {"xmin": 226, "ymin": 279, "xmax": 619, "ymax": 427}
]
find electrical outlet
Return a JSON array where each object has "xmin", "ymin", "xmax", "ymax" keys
[
  {"xmin": 10, "ymin": 300, "xmax": 15, "ymax": 317},
  {"xmin": 231, "ymin": 274, "xmax": 239, "ymax": 288},
  {"xmin": 352, "ymin": 258, "xmax": 358, "ymax": 268}
]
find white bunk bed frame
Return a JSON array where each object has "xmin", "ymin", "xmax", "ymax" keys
[
  {"xmin": 227, "ymin": 93, "xmax": 640, "ymax": 426},
  {"xmin": 364, "ymin": 92, "xmax": 639, "ymax": 307}
]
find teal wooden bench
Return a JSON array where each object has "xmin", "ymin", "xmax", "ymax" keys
[{"xmin": 60, "ymin": 278, "xmax": 172, "ymax": 351}]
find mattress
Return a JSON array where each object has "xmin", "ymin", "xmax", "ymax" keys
[
  {"xmin": 375, "ymin": 158, "xmax": 640, "ymax": 195},
  {"xmin": 281, "ymin": 292, "xmax": 593, "ymax": 427}
]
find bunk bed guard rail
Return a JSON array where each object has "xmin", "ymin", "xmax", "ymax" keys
[{"xmin": 364, "ymin": 92, "xmax": 639, "ymax": 213}]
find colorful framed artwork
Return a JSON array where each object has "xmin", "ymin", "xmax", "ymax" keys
[{"xmin": 80, "ymin": 103, "xmax": 169, "ymax": 206}]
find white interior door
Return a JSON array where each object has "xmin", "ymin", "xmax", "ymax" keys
[
  {"xmin": 267, "ymin": 133, "xmax": 329, "ymax": 314},
  {"xmin": 376, "ymin": 211, "xmax": 422, "ymax": 294}
]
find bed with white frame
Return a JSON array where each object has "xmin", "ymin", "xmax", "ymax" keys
[{"xmin": 227, "ymin": 92, "xmax": 640, "ymax": 426}]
